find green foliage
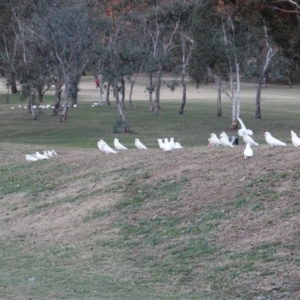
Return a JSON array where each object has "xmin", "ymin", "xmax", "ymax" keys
[{"xmin": 112, "ymin": 116, "xmax": 123, "ymax": 133}]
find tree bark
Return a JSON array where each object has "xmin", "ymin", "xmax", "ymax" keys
[
  {"xmin": 10, "ymin": 72, "xmax": 18, "ymax": 94},
  {"xmin": 28, "ymin": 80, "xmax": 37, "ymax": 120},
  {"xmin": 154, "ymin": 65, "xmax": 162, "ymax": 116},
  {"xmin": 113, "ymin": 78, "xmax": 131, "ymax": 133},
  {"xmin": 148, "ymin": 72, "xmax": 154, "ymax": 112},
  {"xmin": 60, "ymin": 73, "xmax": 70, "ymax": 122},
  {"xmin": 98, "ymin": 74, "xmax": 103, "ymax": 106},
  {"xmin": 52, "ymin": 69, "xmax": 63, "ymax": 115},
  {"xmin": 217, "ymin": 78, "xmax": 222, "ymax": 117},
  {"xmin": 179, "ymin": 72, "xmax": 186, "ymax": 115},
  {"xmin": 255, "ymin": 76, "xmax": 264, "ymax": 119},
  {"xmin": 106, "ymin": 82, "xmax": 111, "ymax": 105},
  {"xmin": 121, "ymin": 77, "xmax": 125, "ymax": 109}
]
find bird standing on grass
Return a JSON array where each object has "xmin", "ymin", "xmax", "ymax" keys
[
  {"xmin": 243, "ymin": 132, "xmax": 259, "ymax": 146},
  {"xmin": 114, "ymin": 138, "xmax": 128, "ymax": 150},
  {"xmin": 157, "ymin": 139, "xmax": 164, "ymax": 149},
  {"xmin": 135, "ymin": 138, "xmax": 148, "ymax": 150},
  {"xmin": 208, "ymin": 133, "xmax": 221, "ymax": 147},
  {"xmin": 265, "ymin": 132, "xmax": 287, "ymax": 148},
  {"xmin": 291, "ymin": 130, "xmax": 300, "ymax": 147},
  {"xmin": 102, "ymin": 141, "xmax": 117, "ymax": 154},
  {"xmin": 163, "ymin": 138, "xmax": 172, "ymax": 152},
  {"xmin": 220, "ymin": 132, "xmax": 235, "ymax": 148},
  {"xmin": 237, "ymin": 117, "xmax": 253, "ymax": 136},
  {"xmin": 35, "ymin": 151, "xmax": 49, "ymax": 160},
  {"xmin": 244, "ymin": 143, "xmax": 253, "ymax": 159}
]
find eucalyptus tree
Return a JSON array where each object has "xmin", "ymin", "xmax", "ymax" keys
[
  {"xmin": 25, "ymin": 0, "xmax": 93, "ymax": 122},
  {"xmin": 143, "ymin": 1, "xmax": 182, "ymax": 116},
  {"xmin": 260, "ymin": 0, "xmax": 300, "ymax": 86},
  {"xmin": 93, "ymin": 1, "xmax": 135, "ymax": 132},
  {"xmin": 190, "ymin": 0, "xmax": 228, "ymax": 117},
  {"xmin": 0, "ymin": 0, "xmax": 23, "ymax": 94}
]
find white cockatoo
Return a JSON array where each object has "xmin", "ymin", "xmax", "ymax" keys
[
  {"xmin": 291, "ymin": 130, "xmax": 300, "ymax": 147},
  {"xmin": 237, "ymin": 117, "xmax": 253, "ymax": 137},
  {"xmin": 220, "ymin": 132, "xmax": 234, "ymax": 147},
  {"xmin": 135, "ymin": 138, "xmax": 148, "ymax": 150},
  {"xmin": 169, "ymin": 137, "xmax": 175, "ymax": 150},
  {"xmin": 243, "ymin": 132, "xmax": 259, "ymax": 146},
  {"xmin": 157, "ymin": 139, "xmax": 164, "ymax": 149},
  {"xmin": 114, "ymin": 138, "xmax": 128, "ymax": 150},
  {"xmin": 43, "ymin": 151, "xmax": 50, "ymax": 158},
  {"xmin": 97, "ymin": 140, "xmax": 105, "ymax": 151},
  {"xmin": 208, "ymin": 133, "xmax": 221, "ymax": 147},
  {"xmin": 265, "ymin": 132, "xmax": 287, "ymax": 148},
  {"xmin": 174, "ymin": 142, "xmax": 183, "ymax": 149},
  {"xmin": 163, "ymin": 138, "xmax": 172, "ymax": 152},
  {"xmin": 244, "ymin": 143, "xmax": 253, "ymax": 159},
  {"xmin": 101, "ymin": 141, "xmax": 117, "ymax": 154},
  {"xmin": 35, "ymin": 151, "xmax": 49, "ymax": 160},
  {"xmin": 26, "ymin": 154, "xmax": 38, "ymax": 162}
]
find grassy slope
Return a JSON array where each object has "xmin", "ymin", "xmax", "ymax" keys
[{"xmin": 0, "ymin": 84, "xmax": 300, "ymax": 299}]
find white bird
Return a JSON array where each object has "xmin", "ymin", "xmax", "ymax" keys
[
  {"xmin": 220, "ymin": 132, "xmax": 234, "ymax": 147},
  {"xmin": 244, "ymin": 143, "xmax": 253, "ymax": 159},
  {"xmin": 291, "ymin": 130, "xmax": 300, "ymax": 147},
  {"xmin": 237, "ymin": 117, "xmax": 253, "ymax": 136},
  {"xmin": 101, "ymin": 141, "xmax": 117, "ymax": 154},
  {"xmin": 163, "ymin": 138, "xmax": 172, "ymax": 152},
  {"xmin": 11, "ymin": 107, "xmax": 15, "ymax": 109},
  {"xmin": 26, "ymin": 154, "xmax": 38, "ymax": 162},
  {"xmin": 35, "ymin": 151, "xmax": 49, "ymax": 160},
  {"xmin": 114, "ymin": 138, "xmax": 128, "ymax": 150},
  {"xmin": 135, "ymin": 138, "xmax": 148, "ymax": 150},
  {"xmin": 243, "ymin": 132, "xmax": 259, "ymax": 146},
  {"xmin": 50, "ymin": 150, "xmax": 58, "ymax": 156},
  {"xmin": 97, "ymin": 139, "xmax": 105, "ymax": 151},
  {"xmin": 43, "ymin": 151, "xmax": 50, "ymax": 158},
  {"xmin": 157, "ymin": 139, "xmax": 164, "ymax": 149},
  {"xmin": 47, "ymin": 150, "xmax": 53, "ymax": 158},
  {"xmin": 174, "ymin": 142, "xmax": 183, "ymax": 149},
  {"xmin": 208, "ymin": 133, "xmax": 221, "ymax": 147},
  {"xmin": 265, "ymin": 132, "xmax": 287, "ymax": 148},
  {"xmin": 169, "ymin": 137, "xmax": 175, "ymax": 150}
]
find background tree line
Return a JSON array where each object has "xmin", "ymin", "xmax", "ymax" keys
[{"xmin": 0, "ymin": 0, "xmax": 299, "ymax": 130}]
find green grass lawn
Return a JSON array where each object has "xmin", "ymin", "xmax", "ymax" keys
[
  {"xmin": 1, "ymin": 84, "xmax": 300, "ymax": 299},
  {"xmin": 0, "ymin": 84, "xmax": 299, "ymax": 149}
]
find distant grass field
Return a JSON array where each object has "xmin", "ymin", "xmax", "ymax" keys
[{"xmin": 0, "ymin": 82, "xmax": 299, "ymax": 149}]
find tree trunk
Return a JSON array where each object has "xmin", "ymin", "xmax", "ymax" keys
[
  {"xmin": 148, "ymin": 72, "xmax": 154, "ymax": 112},
  {"xmin": 10, "ymin": 72, "xmax": 18, "ymax": 94},
  {"xmin": 113, "ymin": 78, "xmax": 131, "ymax": 133},
  {"xmin": 98, "ymin": 74, "xmax": 103, "ymax": 106},
  {"xmin": 121, "ymin": 77, "xmax": 125, "ymax": 109},
  {"xmin": 255, "ymin": 76, "xmax": 264, "ymax": 119},
  {"xmin": 60, "ymin": 73, "xmax": 70, "ymax": 123},
  {"xmin": 129, "ymin": 76, "xmax": 134, "ymax": 108},
  {"xmin": 37, "ymin": 89, "xmax": 43, "ymax": 104},
  {"xmin": 154, "ymin": 66, "xmax": 162, "ymax": 116},
  {"xmin": 217, "ymin": 78, "xmax": 222, "ymax": 117},
  {"xmin": 53, "ymin": 70, "xmax": 63, "ymax": 115},
  {"xmin": 28, "ymin": 80, "xmax": 37, "ymax": 120},
  {"xmin": 179, "ymin": 71, "xmax": 186, "ymax": 115},
  {"xmin": 106, "ymin": 82, "xmax": 111, "ymax": 105}
]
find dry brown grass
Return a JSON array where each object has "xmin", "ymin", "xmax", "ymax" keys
[{"xmin": 1, "ymin": 140, "xmax": 300, "ymax": 299}]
